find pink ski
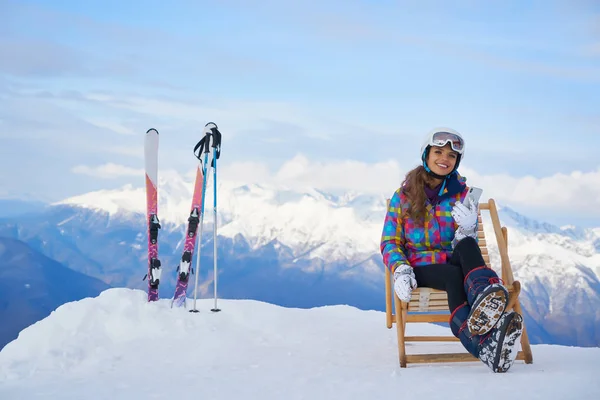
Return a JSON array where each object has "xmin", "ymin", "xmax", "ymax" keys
[
  {"xmin": 144, "ymin": 128, "xmax": 162, "ymax": 301},
  {"xmin": 171, "ymin": 162, "xmax": 205, "ymax": 307}
]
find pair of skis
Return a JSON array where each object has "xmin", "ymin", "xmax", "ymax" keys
[{"xmin": 143, "ymin": 123, "xmax": 222, "ymax": 313}]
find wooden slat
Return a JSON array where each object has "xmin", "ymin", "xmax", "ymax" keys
[
  {"xmin": 407, "ymin": 283, "xmax": 515, "ymax": 300},
  {"xmin": 413, "ymin": 288, "xmax": 445, "ymax": 294},
  {"xmin": 406, "ymin": 284, "xmax": 518, "ymax": 313},
  {"xmin": 405, "ymin": 351, "xmax": 527, "ymax": 364},
  {"xmin": 411, "ymin": 283, "xmax": 515, "ymax": 298},
  {"xmin": 405, "ymin": 314, "xmax": 450, "ymax": 323},
  {"xmin": 408, "ymin": 296, "xmax": 447, "ymax": 304},
  {"xmin": 410, "ymin": 305, "xmax": 451, "ymax": 312},
  {"xmin": 406, "ymin": 353, "xmax": 477, "ymax": 363},
  {"xmin": 408, "ymin": 299, "xmax": 449, "ymax": 307},
  {"xmin": 405, "ymin": 336, "xmax": 459, "ymax": 342},
  {"xmin": 408, "ymin": 298, "xmax": 448, "ymax": 308},
  {"xmin": 409, "ymin": 293, "xmax": 448, "ymax": 301}
]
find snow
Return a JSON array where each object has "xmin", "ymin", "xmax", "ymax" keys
[
  {"xmin": 55, "ymin": 171, "xmax": 600, "ymax": 265},
  {"xmin": 54, "ymin": 171, "xmax": 600, "ymax": 272},
  {"xmin": 56, "ymin": 174, "xmax": 386, "ymax": 261},
  {"xmin": 1, "ymin": 288, "xmax": 599, "ymax": 399},
  {"xmin": 56, "ymin": 215, "xmax": 76, "ymax": 226},
  {"xmin": 478, "ymin": 209, "xmax": 600, "ymax": 300}
]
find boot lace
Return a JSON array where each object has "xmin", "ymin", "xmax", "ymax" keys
[{"xmin": 467, "ymin": 270, "xmax": 504, "ymax": 294}]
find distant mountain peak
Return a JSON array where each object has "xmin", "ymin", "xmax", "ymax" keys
[{"xmin": 51, "ymin": 171, "xmax": 600, "ymax": 281}]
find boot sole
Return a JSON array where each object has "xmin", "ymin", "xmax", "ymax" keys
[
  {"xmin": 493, "ymin": 312, "xmax": 523, "ymax": 373},
  {"xmin": 468, "ymin": 285, "xmax": 508, "ymax": 335}
]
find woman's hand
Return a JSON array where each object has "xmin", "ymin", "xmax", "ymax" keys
[
  {"xmin": 451, "ymin": 197, "xmax": 478, "ymax": 231},
  {"xmin": 393, "ymin": 264, "xmax": 418, "ymax": 302}
]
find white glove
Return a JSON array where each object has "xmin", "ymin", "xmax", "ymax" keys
[
  {"xmin": 393, "ymin": 264, "xmax": 417, "ymax": 302},
  {"xmin": 451, "ymin": 197, "xmax": 478, "ymax": 247},
  {"xmin": 451, "ymin": 197, "xmax": 478, "ymax": 231},
  {"xmin": 452, "ymin": 225, "xmax": 477, "ymax": 246}
]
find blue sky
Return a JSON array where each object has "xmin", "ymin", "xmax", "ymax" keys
[{"xmin": 1, "ymin": 0, "xmax": 599, "ymax": 226}]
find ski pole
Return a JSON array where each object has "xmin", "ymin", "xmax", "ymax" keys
[
  {"xmin": 209, "ymin": 124, "xmax": 222, "ymax": 312},
  {"xmin": 189, "ymin": 124, "xmax": 213, "ymax": 313}
]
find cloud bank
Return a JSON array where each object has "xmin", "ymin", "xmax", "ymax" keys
[{"xmin": 74, "ymin": 155, "xmax": 600, "ymax": 222}]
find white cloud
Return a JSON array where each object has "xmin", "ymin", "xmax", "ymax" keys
[
  {"xmin": 218, "ymin": 155, "xmax": 600, "ymax": 217},
  {"xmin": 71, "ymin": 163, "xmax": 143, "ymax": 179},
  {"xmin": 218, "ymin": 161, "xmax": 274, "ymax": 185},
  {"xmin": 277, "ymin": 155, "xmax": 403, "ymax": 194},
  {"xmin": 217, "ymin": 154, "xmax": 404, "ymax": 196},
  {"xmin": 439, "ymin": 166, "xmax": 600, "ymax": 215},
  {"xmin": 65, "ymin": 155, "xmax": 600, "ymax": 226},
  {"xmin": 85, "ymin": 155, "xmax": 600, "ymax": 216},
  {"xmin": 78, "ymin": 92, "xmax": 383, "ymax": 143},
  {"xmin": 85, "ymin": 119, "xmax": 136, "ymax": 135},
  {"xmin": 104, "ymin": 145, "xmax": 143, "ymax": 158},
  {"xmin": 83, "ymin": 93, "xmax": 304, "ymax": 135}
]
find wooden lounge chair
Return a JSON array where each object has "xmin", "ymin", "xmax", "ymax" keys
[{"xmin": 384, "ymin": 198, "xmax": 534, "ymax": 367}]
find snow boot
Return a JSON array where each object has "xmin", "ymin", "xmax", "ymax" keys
[
  {"xmin": 464, "ymin": 266, "xmax": 509, "ymax": 335},
  {"xmin": 450, "ymin": 303, "xmax": 524, "ymax": 373},
  {"xmin": 449, "ymin": 303, "xmax": 480, "ymax": 358},
  {"xmin": 477, "ymin": 310, "xmax": 524, "ymax": 373}
]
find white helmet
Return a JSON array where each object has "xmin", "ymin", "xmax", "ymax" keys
[{"xmin": 420, "ymin": 127, "xmax": 465, "ymax": 173}]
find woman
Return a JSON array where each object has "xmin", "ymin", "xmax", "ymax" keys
[{"xmin": 380, "ymin": 127, "xmax": 523, "ymax": 373}]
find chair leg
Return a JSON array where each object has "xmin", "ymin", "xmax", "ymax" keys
[
  {"xmin": 513, "ymin": 300, "xmax": 534, "ymax": 364},
  {"xmin": 506, "ymin": 281, "xmax": 521, "ymax": 311},
  {"xmin": 394, "ymin": 294, "xmax": 407, "ymax": 367},
  {"xmin": 385, "ymin": 266, "xmax": 393, "ymax": 329}
]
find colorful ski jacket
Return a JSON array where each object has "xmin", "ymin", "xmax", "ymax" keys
[{"xmin": 380, "ymin": 173, "xmax": 471, "ymax": 271}]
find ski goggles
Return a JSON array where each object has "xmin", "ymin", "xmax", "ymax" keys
[{"xmin": 428, "ymin": 131, "xmax": 464, "ymax": 154}]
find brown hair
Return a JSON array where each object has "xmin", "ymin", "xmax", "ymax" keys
[{"xmin": 400, "ymin": 165, "xmax": 439, "ymax": 224}]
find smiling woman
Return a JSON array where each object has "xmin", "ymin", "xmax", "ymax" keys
[{"xmin": 380, "ymin": 127, "xmax": 524, "ymax": 373}]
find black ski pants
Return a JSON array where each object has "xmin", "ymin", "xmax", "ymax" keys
[{"xmin": 413, "ymin": 237, "xmax": 486, "ymax": 313}]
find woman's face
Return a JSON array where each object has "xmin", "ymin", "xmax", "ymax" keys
[{"xmin": 426, "ymin": 143, "xmax": 458, "ymax": 176}]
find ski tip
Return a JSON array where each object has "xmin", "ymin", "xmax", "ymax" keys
[{"xmin": 146, "ymin": 128, "xmax": 159, "ymax": 135}]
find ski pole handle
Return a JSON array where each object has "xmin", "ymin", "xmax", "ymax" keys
[
  {"xmin": 193, "ymin": 124, "xmax": 213, "ymax": 160},
  {"xmin": 209, "ymin": 124, "xmax": 222, "ymax": 156}
]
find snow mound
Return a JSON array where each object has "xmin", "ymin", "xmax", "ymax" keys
[{"xmin": 1, "ymin": 288, "xmax": 599, "ymax": 399}]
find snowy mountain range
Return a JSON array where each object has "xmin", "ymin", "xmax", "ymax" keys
[{"xmin": 0, "ymin": 171, "xmax": 599, "ymax": 348}]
